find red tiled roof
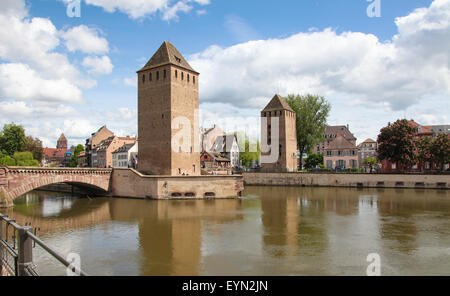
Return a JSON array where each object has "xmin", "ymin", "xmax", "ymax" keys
[{"xmin": 43, "ymin": 148, "xmax": 69, "ymax": 158}]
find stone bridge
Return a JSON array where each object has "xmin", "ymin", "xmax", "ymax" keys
[{"xmin": 0, "ymin": 166, "xmax": 112, "ymax": 208}]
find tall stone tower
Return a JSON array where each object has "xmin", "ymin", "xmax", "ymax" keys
[
  {"xmin": 261, "ymin": 94, "xmax": 297, "ymax": 172},
  {"xmin": 57, "ymin": 133, "xmax": 68, "ymax": 150},
  {"xmin": 137, "ymin": 41, "xmax": 200, "ymax": 176}
]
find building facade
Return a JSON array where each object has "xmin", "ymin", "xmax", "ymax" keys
[
  {"xmin": 200, "ymin": 125, "xmax": 225, "ymax": 152},
  {"xmin": 358, "ymin": 138, "xmax": 377, "ymax": 168},
  {"xmin": 42, "ymin": 133, "xmax": 70, "ymax": 167},
  {"xmin": 85, "ymin": 125, "xmax": 114, "ymax": 167},
  {"xmin": 112, "ymin": 142, "xmax": 138, "ymax": 168},
  {"xmin": 260, "ymin": 94, "xmax": 297, "ymax": 172},
  {"xmin": 96, "ymin": 136, "xmax": 136, "ymax": 168},
  {"xmin": 210, "ymin": 135, "xmax": 240, "ymax": 168},
  {"xmin": 137, "ymin": 41, "xmax": 200, "ymax": 176},
  {"xmin": 316, "ymin": 125, "xmax": 357, "ymax": 154},
  {"xmin": 324, "ymin": 135, "xmax": 359, "ymax": 169}
]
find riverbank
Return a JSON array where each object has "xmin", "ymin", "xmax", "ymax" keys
[{"xmin": 243, "ymin": 172, "xmax": 449, "ymax": 189}]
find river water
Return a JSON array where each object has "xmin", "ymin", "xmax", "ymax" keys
[{"xmin": 3, "ymin": 186, "xmax": 450, "ymax": 276}]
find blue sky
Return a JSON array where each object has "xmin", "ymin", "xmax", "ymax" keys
[{"xmin": 0, "ymin": 0, "xmax": 448, "ymax": 147}]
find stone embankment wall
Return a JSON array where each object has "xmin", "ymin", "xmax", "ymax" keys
[
  {"xmin": 111, "ymin": 169, "xmax": 244, "ymax": 199},
  {"xmin": 243, "ymin": 172, "xmax": 449, "ymax": 189}
]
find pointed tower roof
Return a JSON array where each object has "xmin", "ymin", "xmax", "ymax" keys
[
  {"xmin": 262, "ymin": 94, "xmax": 294, "ymax": 112},
  {"xmin": 137, "ymin": 41, "xmax": 198, "ymax": 73},
  {"xmin": 58, "ymin": 133, "xmax": 67, "ymax": 141}
]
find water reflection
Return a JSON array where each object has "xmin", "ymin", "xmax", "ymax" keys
[{"xmin": 3, "ymin": 187, "xmax": 450, "ymax": 275}]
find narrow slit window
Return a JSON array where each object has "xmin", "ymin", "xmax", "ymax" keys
[
  {"xmin": 142, "ymin": 74, "xmax": 145, "ymax": 83},
  {"xmin": 164, "ymin": 69, "xmax": 166, "ymax": 79},
  {"xmin": 175, "ymin": 70, "xmax": 178, "ymax": 78},
  {"xmin": 156, "ymin": 71, "xmax": 159, "ymax": 80},
  {"xmin": 150, "ymin": 73, "xmax": 152, "ymax": 81}
]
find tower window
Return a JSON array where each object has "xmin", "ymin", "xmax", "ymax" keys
[
  {"xmin": 142, "ymin": 74, "xmax": 145, "ymax": 83},
  {"xmin": 187, "ymin": 74, "xmax": 190, "ymax": 82},
  {"xmin": 156, "ymin": 71, "xmax": 159, "ymax": 80},
  {"xmin": 179, "ymin": 146, "xmax": 182, "ymax": 152},
  {"xmin": 150, "ymin": 73, "xmax": 152, "ymax": 81},
  {"xmin": 181, "ymin": 72, "xmax": 184, "ymax": 80},
  {"xmin": 193, "ymin": 76, "xmax": 195, "ymax": 84},
  {"xmin": 175, "ymin": 70, "xmax": 178, "ymax": 78},
  {"xmin": 164, "ymin": 69, "xmax": 166, "ymax": 79}
]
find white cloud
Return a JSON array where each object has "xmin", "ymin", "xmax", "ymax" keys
[
  {"xmin": 82, "ymin": 56, "xmax": 114, "ymax": 76},
  {"xmin": 0, "ymin": 63, "xmax": 83, "ymax": 103},
  {"xmin": 189, "ymin": 0, "xmax": 450, "ymax": 113},
  {"xmin": 162, "ymin": 1, "xmax": 192, "ymax": 21},
  {"xmin": 83, "ymin": 0, "xmax": 210, "ymax": 20},
  {"xmin": 61, "ymin": 25, "xmax": 109, "ymax": 54},
  {"xmin": 123, "ymin": 77, "xmax": 137, "ymax": 87},
  {"xmin": 196, "ymin": 9, "xmax": 207, "ymax": 16}
]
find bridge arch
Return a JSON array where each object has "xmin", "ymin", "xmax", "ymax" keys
[{"xmin": 0, "ymin": 166, "xmax": 112, "ymax": 207}]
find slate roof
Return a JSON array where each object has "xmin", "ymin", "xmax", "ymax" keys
[
  {"xmin": 138, "ymin": 41, "xmax": 197, "ymax": 73},
  {"xmin": 325, "ymin": 125, "xmax": 356, "ymax": 141},
  {"xmin": 112, "ymin": 143, "xmax": 135, "ymax": 154},
  {"xmin": 262, "ymin": 94, "xmax": 294, "ymax": 112},
  {"xmin": 325, "ymin": 135, "xmax": 357, "ymax": 150}
]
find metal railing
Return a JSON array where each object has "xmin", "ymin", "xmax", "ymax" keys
[{"xmin": 0, "ymin": 214, "xmax": 88, "ymax": 276}]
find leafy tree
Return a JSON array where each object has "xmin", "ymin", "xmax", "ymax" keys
[
  {"xmin": 285, "ymin": 94, "xmax": 331, "ymax": 170},
  {"xmin": 363, "ymin": 157, "xmax": 377, "ymax": 173},
  {"xmin": 0, "ymin": 155, "xmax": 16, "ymax": 166},
  {"xmin": 416, "ymin": 136, "xmax": 434, "ymax": 171},
  {"xmin": 0, "ymin": 124, "xmax": 29, "ymax": 156},
  {"xmin": 430, "ymin": 134, "xmax": 450, "ymax": 171},
  {"xmin": 377, "ymin": 119, "xmax": 417, "ymax": 171},
  {"xmin": 305, "ymin": 153, "xmax": 323, "ymax": 169},
  {"xmin": 25, "ymin": 136, "xmax": 43, "ymax": 162},
  {"xmin": 70, "ymin": 144, "xmax": 85, "ymax": 167},
  {"xmin": 236, "ymin": 132, "xmax": 261, "ymax": 167},
  {"xmin": 13, "ymin": 152, "xmax": 39, "ymax": 167}
]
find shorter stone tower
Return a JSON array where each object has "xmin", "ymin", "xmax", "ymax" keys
[
  {"xmin": 261, "ymin": 94, "xmax": 297, "ymax": 172},
  {"xmin": 57, "ymin": 133, "xmax": 68, "ymax": 150}
]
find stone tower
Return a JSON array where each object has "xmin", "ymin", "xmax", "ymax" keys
[
  {"xmin": 137, "ymin": 41, "xmax": 200, "ymax": 176},
  {"xmin": 261, "ymin": 94, "xmax": 297, "ymax": 172},
  {"xmin": 57, "ymin": 133, "xmax": 68, "ymax": 150}
]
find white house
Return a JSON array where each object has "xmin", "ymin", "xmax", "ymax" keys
[
  {"xmin": 210, "ymin": 135, "xmax": 240, "ymax": 168},
  {"xmin": 112, "ymin": 142, "xmax": 138, "ymax": 168}
]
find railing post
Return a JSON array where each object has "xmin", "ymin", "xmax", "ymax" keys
[
  {"xmin": 17, "ymin": 226, "xmax": 33, "ymax": 276},
  {"xmin": 0, "ymin": 217, "xmax": 3, "ymax": 275}
]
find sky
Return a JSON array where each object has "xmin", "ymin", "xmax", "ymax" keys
[{"xmin": 0, "ymin": 0, "xmax": 449, "ymax": 148}]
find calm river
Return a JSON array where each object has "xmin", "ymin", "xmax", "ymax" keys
[{"xmin": 3, "ymin": 186, "xmax": 450, "ymax": 275}]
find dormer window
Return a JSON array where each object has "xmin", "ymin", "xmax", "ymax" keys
[{"xmin": 174, "ymin": 56, "xmax": 182, "ymax": 64}]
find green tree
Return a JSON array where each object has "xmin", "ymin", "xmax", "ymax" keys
[
  {"xmin": 363, "ymin": 157, "xmax": 377, "ymax": 173},
  {"xmin": 285, "ymin": 94, "xmax": 331, "ymax": 170},
  {"xmin": 416, "ymin": 136, "xmax": 434, "ymax": 171},
  {"xmin": 25, "ymin": 136, "xmax": 43, "ymax": 162},
  {"xmin": 0, "ymin": 123, "xmax": 29, "ymax": 156},
  {"xmin": 70, "ymin": 144, "xmax": 85, "ymax": 167},
  {"xmin": 305, "ymin": 153, "xmax": 323, "ymax": 169},
  {"xmin": 430, "ymin": 134, "xmax": 450, "ymax": 171},
  {"xmin": 0, "ymin": 155, "xmax": 16, "ymax": 166},
  {"xmin": 377, "ymin": 119, "xmax": 417, "ymax": 171},
  {"xmin": 236, "ymin": 132, "xmax": 261, "ymax": 167},
  {"xmin": 13, "ymin": 152, "xmax": 39, "ymax": 167}
]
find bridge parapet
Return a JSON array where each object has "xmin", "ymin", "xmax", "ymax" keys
[{"xmin": 0, "ymin": 166, "xmax": 112, "ymax": 208}]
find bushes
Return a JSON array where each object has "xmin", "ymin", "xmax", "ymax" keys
[{"xmin": 0, "ymin": 152, "xmax": 39, "ymax": 167}]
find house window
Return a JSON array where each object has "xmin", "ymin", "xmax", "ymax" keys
[
  {"xmin": 392, "ymin": 163, "xmax": 397, "ymax": 169},
  {"xmin": 179, "ymin": 146, "xmax": 181, "ymax": 152}
]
